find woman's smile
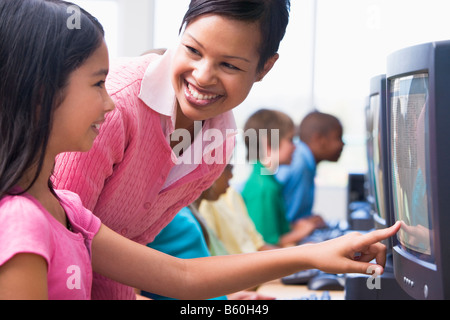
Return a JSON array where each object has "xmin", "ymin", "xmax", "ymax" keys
[{"xmin": 184, "ymin": 80, "xmax": 223, "ymax": 106}]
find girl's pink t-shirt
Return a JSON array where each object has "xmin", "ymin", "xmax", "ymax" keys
[{"xmin": 0, "ymin": 189, "xmax": 101, "ymax": 300}]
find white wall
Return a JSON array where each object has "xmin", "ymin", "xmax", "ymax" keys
[
  {"xmin": 116, "ymin": 0, "xmax": 155, "ymax": 57},
  {"xmin": 71, "ymin": 0, "xmax": 156, "ymax": 58},
  {"xmin": 313, "ymin": 186, "xmax": 347, "ymax": 222}
]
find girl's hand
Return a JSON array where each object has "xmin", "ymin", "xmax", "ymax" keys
[{"xmin": 308, "ymin": 221, "xmax": 401, "ymax": 275}]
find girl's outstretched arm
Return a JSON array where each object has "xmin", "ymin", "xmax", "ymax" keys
[{"xmin": 91, "ymin": 222, "xmax": 401, "ymax": 300}]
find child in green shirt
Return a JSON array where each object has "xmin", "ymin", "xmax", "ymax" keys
[{"xmin": 242, "ymin": 109, "xmax": 318, "ymax": 246}]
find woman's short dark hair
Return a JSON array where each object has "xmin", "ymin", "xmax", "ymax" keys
[
  {"xmin": 180, "ymin": 0, "xmax": 290, "ymax": 72},
  {"xmin": 0, "ymin": 0, "xmax": 104, "ymax": 198}
]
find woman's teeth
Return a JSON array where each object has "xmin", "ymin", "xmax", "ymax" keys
[{"xmin": 188, "ymin": 83, "xmax": 219, "ymax": 101}]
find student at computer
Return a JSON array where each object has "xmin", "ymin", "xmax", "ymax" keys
[
  {"xmin": 276, "ymin": 111, "xmax": 345, "ymax": 226},
  {"xmin": 199, "ymin": 164, "xmax": 278, "ymax": 254},
  {"xmin": 242, "ymin": 109, "xmax": 320, "ymax": 246}
]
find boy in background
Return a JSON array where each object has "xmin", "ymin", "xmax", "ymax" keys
[{"xmin": 276, "ymin": 111, "xmax": 345, "ymax": 228}]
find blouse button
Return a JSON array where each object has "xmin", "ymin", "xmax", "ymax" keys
[{"xmin": 143, "ymin": 202, "xmax": 151, "ymax": 210}]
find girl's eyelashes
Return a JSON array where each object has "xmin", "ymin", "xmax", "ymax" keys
[{"xmin": 95, "ymin": 80, "xmax": 106, "ymax": 88}]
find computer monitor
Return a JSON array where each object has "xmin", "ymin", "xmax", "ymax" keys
[
  {"xmin": 344, "ymin": 74, "xmax": 412, "ymax": 300},
  {"xmin": 366, "ymin": 74, "xmax": 394, "ymax": 250},
  {"xmin": 345, "ymin": 97, "xmax": 378, "ymax": 231},
  {"xmin": 387, "ymin": 40, "xmax": 450, "ymax": 299}
]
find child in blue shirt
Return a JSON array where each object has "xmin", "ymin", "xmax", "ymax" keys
[{"xmin": 276, "ymin": 111, "xmax": 344, "ymax": 226}]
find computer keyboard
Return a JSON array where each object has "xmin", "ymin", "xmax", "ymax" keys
[
  {"xmin": 299, "ymin": 220, "xmax": 348, "ymax": 244},
  {"xmin": 281, "ymin": 269, "xmax": 320, "ymax": 285},
  {"xmin": 302, "ymin": 227, "xmax": 344, "ymax": 243},
  {"xmin": 278, "ymin": 291, "xmax": 332, "ymax": 300}
]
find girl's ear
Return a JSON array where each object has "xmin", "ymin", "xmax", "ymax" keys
[{"xmin": 256, "ymin": 54, "xmax": 279, "ymax": 82}]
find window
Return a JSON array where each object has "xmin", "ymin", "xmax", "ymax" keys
[{"xmin": 313, "ymin": 0, "xmax": 450, "ymax": 187}]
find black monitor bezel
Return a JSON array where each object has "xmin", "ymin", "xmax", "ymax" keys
[
  {"xmin": 386, "ymin": 40, "xmax": 450, "ymax": 300},
  {"xmin": 364, "ymin": 99, "xmax": 376, "ymax": 214},
  {"xmin": 368, "ymin": 74, "xmax": 393, "ymax": 232}
]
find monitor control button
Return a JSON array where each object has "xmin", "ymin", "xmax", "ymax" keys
[{"xmin": 403, "ymin": 276, "xmax": 414, "ymax": 287}]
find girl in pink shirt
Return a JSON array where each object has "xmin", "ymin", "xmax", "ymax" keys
[{"xmin": 0, "ymin": 0, "xmax": 400, "ymax": 300}]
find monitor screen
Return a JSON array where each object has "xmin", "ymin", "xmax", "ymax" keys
[{"xmin": 389, "ymin": 73, "xmax": 432, "ymax": 261}]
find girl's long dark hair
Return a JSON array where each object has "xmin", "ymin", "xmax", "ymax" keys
[{"xmin": 0, "ymin": 0, "xmax": 104, "ymax": 199}]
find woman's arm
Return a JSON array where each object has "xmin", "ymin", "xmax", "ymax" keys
[
  {"xmin": 92, "ymin": 222, "xmax": 400, "ymax": 300},
  {"xmin": 0, "ymin": 253, "xmax": 48, "ymax": 300}
]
